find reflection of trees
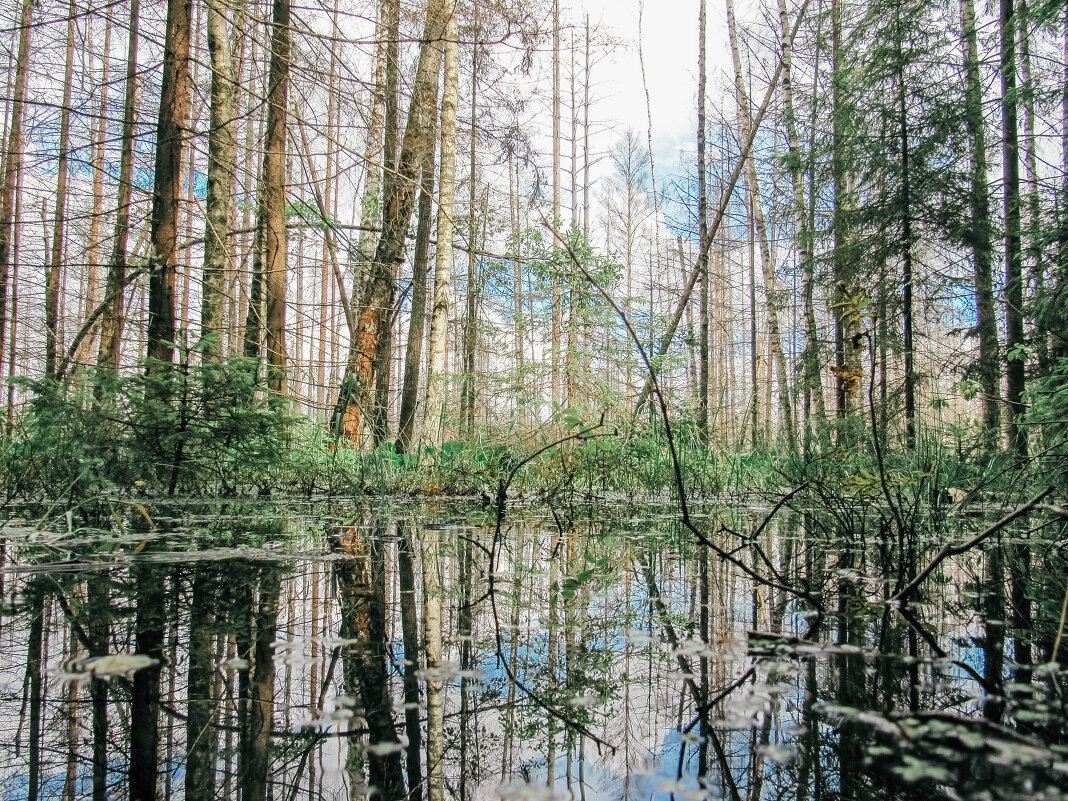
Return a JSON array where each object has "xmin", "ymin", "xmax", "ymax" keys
[
  {"xmin": 334, "ymin": 520, "xmax": 406, "ymax": 800},
  {"xmin": 186, "ymin": 564, "xmax": 221, "ymax": 800},
  {"xmin": 397, "ymin": 520, "xmax": 423, "ymax": 801},
  {"xmin": 2, "ymin": 500, "xmax": 1066, "ymax": 801},
  {"xmin": 241, "ymin": 562, "xmax": 282, "ymax": 801},
  {"xmin": 130, "ymin": 562, "xmax": 165, "ymax": 801}
]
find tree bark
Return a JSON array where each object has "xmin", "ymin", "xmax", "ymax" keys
[
  {"xmin": 1001, "ymin": 0, "xmax": 1027, "ymax": 457},
  {"xmin": 97, "ymin": 0, "xmax": 140, "ymax": 381},
  {"xmin": 262, "ymin": 0, "xmax": 290, "ymax": 395},
  {"xmin": 201, "ymin": 0, "xmax": 238, "ymax": 361},
  {"xmin": 461, "ymin": 32, "xmax": 479, "ymax": 437},
  {"xmin": 395, "ymin": 155, "xmax": 436, "ymax": 454},
  {"xmin": 1017, "ymin": 0, "xmax": 1044, "ymax": 368},
  {"xmin": 333, "ymin": 0, "xmax": 448, "ymax": 446},
  {"xmin": 961, "ymin": 0, "xmax": 1001, "ymax": 443},
  {"xmin": 361, "ymin": 0, "xmax": 390, "ymax": 442},
  {"xmin": 0, "ymin": 0, "xmax": 33, "ymax": 380},
  {"xmin": 420, "ymin": 3, "xmax": 459, "ymax": 454},
  {"xmin": 146, "ymin": 0, "xmax": 193, "ymax": 374},
  {"xmin": 45, "ymin": 0, "xmax": 76, "ymax": 380},
  {"xmin": 895, "ymin": 5, "xmax": 916, "ymax": 447},
  {"xmin": 80, "ymin": 10, "xmax": 111, "ymax": 367},
  {"xmin": 829, "ymin": 0, "xmax": 861, "ymax": 425}
]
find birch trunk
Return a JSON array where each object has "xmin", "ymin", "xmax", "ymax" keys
[
  {"xmin": 420, "ymin": 4, "xmax": 459, "ymax": 453},
  {"xmin": 461, "ymin": 32, "xmax": 479, "ymax": 436}
]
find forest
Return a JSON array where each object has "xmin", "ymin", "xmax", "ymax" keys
[{"xmin": 0, "ymin": 0, "xmax": 1067, "ymax": 798}]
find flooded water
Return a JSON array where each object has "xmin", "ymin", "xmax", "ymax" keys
[{"xmin": 1, "ymin": 497, "xmax": 1067, "ymax": 800}]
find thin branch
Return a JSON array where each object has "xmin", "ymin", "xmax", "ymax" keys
[{"xmin": 889, "ymin": 487, "xmax": 1055, "ymax": 604}]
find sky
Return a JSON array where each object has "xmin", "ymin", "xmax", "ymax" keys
[{"xmin": 578, "ymin": 0, "xmax": 739, "ymax": 184}]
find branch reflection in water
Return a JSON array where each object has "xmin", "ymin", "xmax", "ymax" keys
[{"xmin": 0, "ymin": 498, "xmax": 1065, "ymax": 800}]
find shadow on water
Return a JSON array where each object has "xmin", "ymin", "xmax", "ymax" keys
[{"xmin": 0, "ymin": 498, "xmax": 1066, "ymax": 800}]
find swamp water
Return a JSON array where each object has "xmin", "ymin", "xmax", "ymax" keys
[{"xmin": 0, "ymin": 497, "xmax": 1066, "ymax": 800}]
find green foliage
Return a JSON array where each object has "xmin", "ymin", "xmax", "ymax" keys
[{"xmin": 1, "ymin": 356, "xmax": 303, "ymax": 509}]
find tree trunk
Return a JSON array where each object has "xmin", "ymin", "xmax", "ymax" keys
[
  {"xmin": 333, "ymin": 0, "xmax": 448, "ymax": 446},
  {"xmin": 395, "ymin": 155, "xmax": 436, "ymax": 454},
  {"xmin": 510, "ymin": 151, "xmax": 525, "ymax": 422},
  {"xmin": 831, "ymin": 0, "xmax": 859, "ymax": 421},
  {"xmin": 97, "ymin": 0, "xmax": 139, "ymax": 380},
  {"xmin": 46, "ymin": 0, "xmax": 76, "ymax": 380},
  {"xmin": 360, "ymin": 0, "xmax": 389, "ymax": 441},
  {"xmin": 461, "ymin": 34, "xmax": 479, "ymax": 437},
  {"xmin": 80, "ymin": 10, "xmax": 111, "ymax": 367},
  {"xmin": 779, "ymin": 0, "xmax": 825, "ymax": 451},
  {"xmin": 420, "ymin": 4, "xmax": 459, "ymax": 453},
  {"xmin": 961, "ymin": 0, "xmax": 1001, "ymax": 443},
  {"xmin": 0, "ymin": 0, "xmax": 33, "ymax": 380},
  {"xmin": 726, "ymin": 0, "xmax": 795, "ymax": 448},
  {"xmin": 551, "ymin": 0, "xmax": 562, "ymax": 407},
  {"xmin": 1018, "ymin": 0, "xmax": 1045, "ymax": 368},
  {"xmin": 201, "ymin": 0, "xmax": 238, "ymax": 361},
  {"xmin": 146, "ymin": 0, "xmax": 192, "ymax": 374},
  {"xmin": 262, "ymin": 0, "xmax": 290, "ymax": 395},
  {"xmin": 698, "ymin": 0, "xmax": 709, "ymax": 444},
  {"xmin": 1001, "ymin": 0, "xmax": 1027, "ymax": 457},
  {"xmin": 895, "ymin": 6, "xmax": 916, "ymax": 447}
]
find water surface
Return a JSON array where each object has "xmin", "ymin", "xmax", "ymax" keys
[{"xmin": 1, "ymin": 497, "xmax": 1066, "ymax": 800}]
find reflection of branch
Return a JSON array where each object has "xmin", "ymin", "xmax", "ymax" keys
[
  {"xmin": 894, "ymin": 604, "xmax": 995, "ymax": 695},
  {"xmin": 545, "ymin": 217, "xmax": 824, "ymax": 623},
  {"xmin": 485, "ymin": 421, "xmax": 618, "ymax": 754},
  {"xmin": 485, "ymin": 568, "xmax": 616, "ymax": 752},
  {"xmin": 635, "ymin": 555, "xmax": 741, "ymax": 801},
  {"xmin": 889, "ymin": 487, "xmax": 1054, "ymax": 604}
]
